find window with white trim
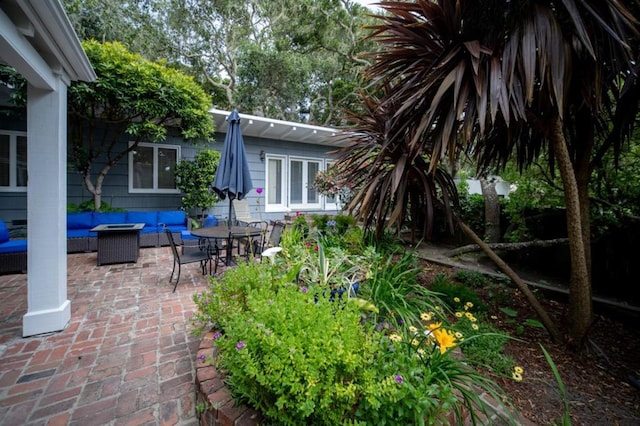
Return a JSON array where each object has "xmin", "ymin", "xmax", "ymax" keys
[
  {"xmin": 0, "ymin": 131, "xmax": 27, "ymax": 192},
  {"xmin": 265, "ymin": 154, "xmax": 339, "ymax": 211},
  {"xmin": 129, "ymin": 142, "xmax": 180, "ymax": 193},
  {"xmin": 289, "ymin": 157, "xmax": 321, "ymax": 210},
  {"xmin": 265, "ymin": 154, "xmax": 287, "ymax": 212}
]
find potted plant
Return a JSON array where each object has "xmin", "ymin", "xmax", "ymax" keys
[{"xmin": 174, "ymin": 149, "xmax": 221, "ymax": 226}]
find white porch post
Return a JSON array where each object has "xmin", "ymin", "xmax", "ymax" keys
[{"xmin": 22, "ymin": 78, "xmax": 71, "ymax": 337}]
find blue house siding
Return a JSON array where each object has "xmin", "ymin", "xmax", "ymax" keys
[{"xmin": 0, "ymin": 118, "xmax": 340, "ymax": 225}]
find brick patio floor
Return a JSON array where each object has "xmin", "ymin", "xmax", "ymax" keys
[{"xmin": 0, "ymin": 247, "xmax": 213, "ymax": 425}]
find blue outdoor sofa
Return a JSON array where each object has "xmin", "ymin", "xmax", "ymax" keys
[
  {"xmin": 0, "ymin": 220, "xmax": 27, "ymax": 274},
  {"xmin": 67, "ymin": 210, "xmax": 190, "ymax": 253}
]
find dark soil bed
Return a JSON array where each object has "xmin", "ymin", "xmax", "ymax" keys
[{"xmin": 419, "ymin": 261, "xmax": 640, "ymax": 425}]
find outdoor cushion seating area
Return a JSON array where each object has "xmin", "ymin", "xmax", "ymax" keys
[
  {"xmin": 67, "ymin": 210, "xmax": 189, "ymax": 253},
  {"xmin": 0, "ymin": 221, "xmax": 27, "ymax": 275}
]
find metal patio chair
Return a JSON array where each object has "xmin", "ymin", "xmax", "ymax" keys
[{"xmin": 164, "ymin": 226, "xmax": 211, "ymax": 292}]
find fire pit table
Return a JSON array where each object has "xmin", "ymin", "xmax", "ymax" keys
[{"xmin": 90, "ymin": 223, "xmax": 145, "ymax": 266}]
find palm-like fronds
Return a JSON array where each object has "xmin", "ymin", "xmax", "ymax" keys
[
  {"xmin": 366, "ymin": 0, "xmax": 639, "ymax": 173},
  {"xmin": 334, "ymin": 87, "xmax": 459, "ymax": 239}
]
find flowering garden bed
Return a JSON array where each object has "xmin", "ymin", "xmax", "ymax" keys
[{"xmin": 191, "ymin": 216, "xmax": 526, "ymax": 425}]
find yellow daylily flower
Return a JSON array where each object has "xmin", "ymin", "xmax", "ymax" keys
[{"xmin": 433, "ymin": 328, "xmax": 456, "ymax": 354}]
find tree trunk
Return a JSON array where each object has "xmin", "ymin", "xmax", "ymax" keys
[
  {"xmin": 456, "ymin": 219, "xmax": 562, "ymax": 342},
  {"xmin": 83, "ymin": 163, "xmax": 113, "ymax": 212},
  {"xmin": 447, "ymin": 238, "xmax": 568, "ymax": 257},
  {"xmin": 549, "ymin": 116, "xmax": 592, "ymax": 344},
  {"xmin": 480, "ymin": 177, "xmax": 501, "ymax": 243}
]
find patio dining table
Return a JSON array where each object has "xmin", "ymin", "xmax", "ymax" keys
[{"xmin": 190, "ymin": 225, "xmax": 263, "ymax": 267}]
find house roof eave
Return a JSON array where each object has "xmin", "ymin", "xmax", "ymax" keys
[{"xmin": 209, "ymin": 108, "xmax": 350, "ymax": 147}]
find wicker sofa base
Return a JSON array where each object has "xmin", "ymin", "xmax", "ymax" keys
[{"xmin": 0, "ymin": 251, "xmax": 27, "ymax": 275}]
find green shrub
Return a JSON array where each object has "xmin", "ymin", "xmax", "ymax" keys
[
  {"xmin": 429, "ymin": 273, "xmax": 486, "ymax": 312},
  {"xmin": 192, "ymin": 260, "xmax": 281, "ymax": 333},
  {"xmin": 214, "ymin": 285, "xmax": 380, "ymax": 425},
  {"xmin": 453, "ymin": 270, "xmax": 489, "ymax": 288},
  {"xmin": 67, "ymin": 200, "xmax": 124, "ymax": 212}
]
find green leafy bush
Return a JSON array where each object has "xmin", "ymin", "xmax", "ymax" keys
[
  {"xmin": 429, "ymin": 273, "xmax": 486, "ymax": 312},
  {"xmin": 214, "ymin": 284, "xmax": 380, "ymax": 425},
  {"xmin": 192, "ymin": 260, "xmax": 280, "ymax": 333}
]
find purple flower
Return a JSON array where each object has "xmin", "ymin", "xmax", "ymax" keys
[
  {"xmin": 236, "ymin": 341, "xmax": 246, "ymax": 350},
  {"xmin": 212, "ymin": 331, "xmax": 222, "ymax": 340},
  {"xmin": 198, "ymin": 354, "xmax": 206, "ymax": 361},
  {"xmin": 395, "ymin": 375, "xmax": 403, "ymax": 384},
  {"xmin": 256, "ymin": 187, "xmax": 263, "ymax": 194},
  {"xmin": 301, "ymin": 286, "xmax": 309, "ymax": 293},
  {"xmin": 327, "ymin": 220, "xmax": 337, "ymax": 227}
]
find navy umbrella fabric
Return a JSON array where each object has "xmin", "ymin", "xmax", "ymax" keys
[{"xmin": 212, "ymin": 109, "xmax": 253, "ymax": 227}]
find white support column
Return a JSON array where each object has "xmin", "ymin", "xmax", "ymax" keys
[{"xmin": 22, "ymin": 78, "xmax": 70, "ymax": 337}]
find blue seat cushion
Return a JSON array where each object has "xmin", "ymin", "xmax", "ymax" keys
[
  {"xmin": 67, "ymin": 212, "xmax": 94, "ymax": 230},
  {"xmin": 0, "ymin": 239, "xmax": 27, "ymax": 253},
  {"xmin": 0, "ymin": 221, "xmax": 9, "ymax": 244},
  {"xmin": 164, "ymin": 224, "xmax": 187, "ymax": 233},
  {"xmin": 67, "ymin": 229, "xmax": 91, "ymax": 238},
  {"xmin": 181, "ymin": 230, "xmax": 199, "ymax": 240},
  {"xmin": 158, "ymin": 210, "xmax": 185, "ymax": 226}
]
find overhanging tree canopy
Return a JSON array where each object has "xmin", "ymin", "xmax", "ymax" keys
[{"xmin": 68, "ymin": 40, "xmax": 215, "ymax": 210}]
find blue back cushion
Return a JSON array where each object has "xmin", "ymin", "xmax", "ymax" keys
[
  {"xmin": 92, "ymin": 212, "xmax": 127, "ymax": 226},
  {"xmin": 126, "ymin": 211, "xmax": 159, "ymax": 228},
  {"xmin": 203, "ymin": 215, "xmax": 218, "ymax": 227},
  {"xmin": 0, "ymin": 221, "xmax": 9, "ymax": 244},
  {"xmin": 67, "ymin": 212, "xmax": 94, "ymax": 230},
  {"xmin": 158, "ymin": 210, "xmax": 185, "ymax": 226}
]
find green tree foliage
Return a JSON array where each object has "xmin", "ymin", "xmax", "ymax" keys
[
  {"xmin": 68, "ymin": 40, "xmax": 214, "ymax": 210},
  {"xmin": 63, "ymin": 0, "xmax": 378, "ymax": 126},
  {"xmin": 61, "ymin": 0, "xmax": 174, "ymax": 61},
  {"xmin": 174, "ymin": 149, "xmax": 221, "ymax": 216}
]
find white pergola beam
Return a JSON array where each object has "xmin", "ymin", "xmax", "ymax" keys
[{"xmin": 0, "ymin": 8, "xmax": 57, "ymax": 90}]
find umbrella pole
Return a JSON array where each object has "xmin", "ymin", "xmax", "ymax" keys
[{"xmin": 228, "ymin": 199, "xmax": 233, "ymax": 229}]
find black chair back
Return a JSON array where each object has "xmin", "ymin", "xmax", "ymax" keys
[
  {"xmin": 268, "ymin": 221, "xmax": 286, "ymax": 247},
  {"xmin": 164, "ymin": 227, "xmax": 181, "ymax": 260}
]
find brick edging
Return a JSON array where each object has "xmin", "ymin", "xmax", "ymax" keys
[{"xmin": 195, "ymin": 331, "xmax": 264, "ymax": 426}]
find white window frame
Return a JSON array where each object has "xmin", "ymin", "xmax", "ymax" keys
[
  {"xmin": 288, "ymin": 156, "xmax": 322, "ymax": 210},
  {"xmin": 323, "ymin": 160, "xmax": 339, "ymax": 211},
  {"xmin": 0, "ymin": 130, "xmax": 28, "ymax": 192},
  {"xmin": 128, "ymin": 142, "xmax": 181, "ymax": 194},
  {"xmin": 264, "ymin": 154, "xmax": 287, "ymax": 212}
]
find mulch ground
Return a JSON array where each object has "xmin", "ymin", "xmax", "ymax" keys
[{"xmin": 419, "ymin": 260, "xmax": 640, "ymax": 425}]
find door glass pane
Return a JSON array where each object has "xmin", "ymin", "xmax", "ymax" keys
[
  {"xmin": 307, "ymin": 161, "xmax": 319, "ymax": 203},
  {"xmin": 0, "ymin": 135, "xmax": 9, "ymax": 186},
  {"xmin": 133, "ymin": 145, "xmax": 154, "ymax": 189},
  {"xmin": 158, "ymin": 147, "xmax": 177, "ymax": 189},
  {"xmin": 268, "ymin": 158, "xmax": 282, "ymax": 204},
  {"xmin": 290, "ymin": 160, "xmax": 303, "ymax": 204},
  {"xmin": 16, "ymin": 136, "xmax": 27, "ymax": 187}
]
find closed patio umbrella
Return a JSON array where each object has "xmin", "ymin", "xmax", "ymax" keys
[{"xmin": 212, "ymin": 109, "xmax": 253, "ymax": 228}]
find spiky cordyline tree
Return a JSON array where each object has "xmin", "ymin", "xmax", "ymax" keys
[
  {"xmin": 334, "ymin": 86, "xmax": 459, "ymax": 240},
  {"xmin": 336, "ymin": 87, "xmax": 562, "ymax": 341},
  {"xmin": 355, "ymin": 0, "xmax": 640, "ymax": 344}
]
